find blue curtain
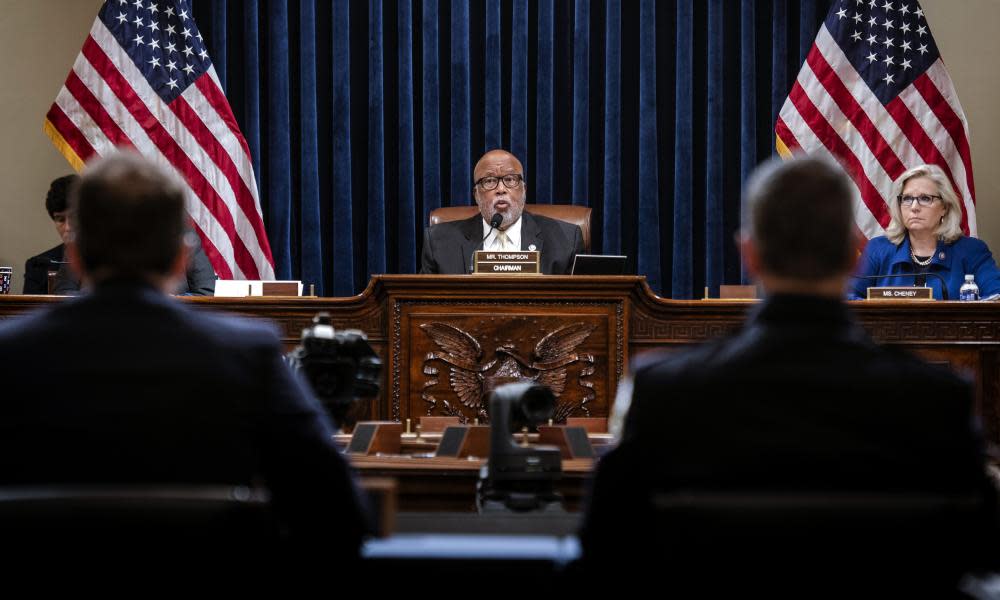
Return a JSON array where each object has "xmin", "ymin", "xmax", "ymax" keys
[{"xmin": 194, "ymin": 0, "xmax": 830, "ymax": 298}]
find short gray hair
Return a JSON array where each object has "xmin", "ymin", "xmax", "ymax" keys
[
  {"xmin": 885, "ymin": 164, "xmax": 963, "ymax": 244},
  {"xmin": 742, "ymin": 156, "xmax": 856, "ymax": 280}
]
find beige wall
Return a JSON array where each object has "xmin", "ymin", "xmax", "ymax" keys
[
  {"xmin": 1, "ymin": 1, "xmax": 999, "ymax": 288},
  {"xmin": 0, "ymin": 0, "xmax": 102, "ymax": 286}
]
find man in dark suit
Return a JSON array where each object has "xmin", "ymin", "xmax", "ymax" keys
[
  {"xmin": 0, "ymin": 153, "xmax": 369, "ymax": 559},
  {"xmin": 22, "ymin": 174, "xmax": 76, "ymax": 294},
  {"xmin": 420, "ymin": 149, "xmax": 584, "ymax": 274},
  {"xmin": 579, "ymin": 157, "xmax": 998, "ymax": 591}
]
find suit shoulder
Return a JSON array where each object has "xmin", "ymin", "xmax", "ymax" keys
[
  {"xmin": 25, "ymin": 244, "xmax": 64, "ymax": 267},
  {"xmin": 873, "ymin": 343, "xmax": 968, "ymax": 387},
  {"xmin": 864, "ymin": 236, "xmax": 895, "ymax": 253},
  {"xmin": 951, "ymin": 235, "xmax": 990, "ymax": 255},
  {"xmin": 170, "ymin": 302, "xmax": 283, "ymax": 349},
  {"xmin": 530, "ymin": 212, "xmax": 581, "ymax": 234},
  {"xmin": 632, "ymin": 336, "xmax": 732, "ymax": 385}
]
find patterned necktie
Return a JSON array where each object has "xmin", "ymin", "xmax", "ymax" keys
[{"xmin": 496, "ymin": 230, "xmax": 512, "ymax": 251}]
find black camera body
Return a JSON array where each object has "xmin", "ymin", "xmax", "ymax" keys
[
  {"xmin": 478, "ymin": 381, "xmax": 563, "ymax": 512},
  {"xmin": 285, "ymin": 312, "xmax": 381, "ymax": 429}
]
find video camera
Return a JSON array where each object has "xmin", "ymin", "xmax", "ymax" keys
[
  {"xmin": 477, "ymin": 380, "xmax": 564, "ymax": 513},
  {"xmin": 285, "ymin": 312, "xmax": 381, "ymax": 430}
]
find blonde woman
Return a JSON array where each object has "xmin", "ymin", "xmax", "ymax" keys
[{"xmin": 848, "ymin": 164, "xmax": 1000, "ymax": 300}]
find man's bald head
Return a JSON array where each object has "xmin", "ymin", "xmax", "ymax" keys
[
  {"xmin": 472, "ymin": 149, "xmax": 526, "ymax": 230},
  {"xmin": 474, "ymin": 150, "xmax": 523, "ymax": 179}
]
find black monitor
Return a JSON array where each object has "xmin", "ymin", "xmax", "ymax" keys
[{"xmin": 570, "ymin": 254, "xmax": 627, "ymax": 275}]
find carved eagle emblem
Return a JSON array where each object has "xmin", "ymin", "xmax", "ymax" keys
[{"xmin": 420, "ymin": 321, "xmax": 596, "ymax": 420}]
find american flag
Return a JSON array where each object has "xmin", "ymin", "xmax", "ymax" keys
[
  {"xmin": 43, "ymin": 0, "xmax": 274, "ymax": 280},
  {"xmin": 776, "ymin": 0, "xmax": 976, "ymax": 239}
]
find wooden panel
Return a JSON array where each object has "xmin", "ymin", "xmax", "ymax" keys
[
  {"xmin": 4, "ymin": 278, "xmax": 1000, "ymax": 447},
  {"xmin": 401, "ymin": 305, "xmax": 611, "ymax": 424}
]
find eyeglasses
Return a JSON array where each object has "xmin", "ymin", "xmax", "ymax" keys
[
  {"xmin": 898, "ymin": 194, "xmax": 942, "ymax": 207},
  {"xmin": 474, "ymin": 173, "xmax": 524, "ymax": 191}
]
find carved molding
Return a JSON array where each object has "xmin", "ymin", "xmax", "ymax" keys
[
  {"xmin": 630, "ymin": 319, "xmax": 741, "ymax": 342},
  {"xmin": 615, "ymin": 301, "xmax": 624, "ymax": 382},
  {"xmin": 390, "ymin": 298, "xmax": 623, "ymax": 423},
  {"xmin": 863, "ymin": 321, "xmax": 1000, "ymax": 343},
  {"xmin": 273, "ymin": 307, "xmax": 385, "ymax": 342},
  {"xmin": 391, "ymin": 300, "xmax": 402, "ymax": 422}
]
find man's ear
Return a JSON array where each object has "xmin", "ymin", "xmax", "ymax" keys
[
  {"xmin": 169, "ymin": 239, "xmax": 191, "ymax": 282},
  {"xmin": 849, "ymin": 229, "xmax": 865, "ymax": 272},
  {"xmin": 66, "ymin": 241, "xmax": 85, "ymax": 282},
  {"xmin": 737, "ymin": 232, "xmax": 761, "ymax": 280}
]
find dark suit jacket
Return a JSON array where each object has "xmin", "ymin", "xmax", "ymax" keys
[
  {"xmin": 419, "ymin": 212, "xmax": 585, "ymax": 274},
  {"xmin": 580, "ymin": 294, "xmax": 997, "ymax": 582},
  {"xmin": 0, "ymin": 281, "xmax": 369, "ymax": 554},
  {"xmin": 52, "ymin": 233, "xmax": 216, "ymax": 296},
  {"xmin": 22, "ymin": 244, "xmax": 64, "ymax": 294}
]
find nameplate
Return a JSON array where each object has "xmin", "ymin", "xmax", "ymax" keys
[
  {"xmin": 866, "ymin": 286, "xmax": 933, "ymax": 301},
  {"xmin": 472, "ymin": 250, "xmax": 540, "ymax": 274}
]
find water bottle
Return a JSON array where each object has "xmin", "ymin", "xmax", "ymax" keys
[{"xmin": 960, "ymin": 274, "xmax": 980, "ymax": 301}]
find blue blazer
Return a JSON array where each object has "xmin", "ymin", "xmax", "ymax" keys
[{"xmin": 848, "ymin": 235, "xmax": 1000, "ymax": 300}]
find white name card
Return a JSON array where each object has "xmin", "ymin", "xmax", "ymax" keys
[
  {"xmin": 866, "ymin": 286, "xmax": 933, "ymax": 301},
  {"xmin": 214, "ymin": 280, "xmax": 303, "ymax": 297}
]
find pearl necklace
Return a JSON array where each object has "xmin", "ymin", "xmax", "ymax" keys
[{"xmin": 910, "ymin": 249, "xmax": 933, "ymax": 266}]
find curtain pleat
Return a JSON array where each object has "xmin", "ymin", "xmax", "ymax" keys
[
  {"xmin": 450, "ymin": 0, "xmax": 471, "ymax": 206},
  {"xmin": 509, "ymin": 0, "xmax": 528, "ymax": 167},
  {"xmin": 603, "ymin": 0, "xmax": 621, "ymax": 254},
  {"xmin": 672, "ymin": 0, "xmax": 694, "ymax": 299},
  {"xmin": 195, "ymin": 0, "xmax": 832, "ymax": 297},
  {"xmin": 571, "ymin": 0, "xmax": 590, "ymax": 206},
  {"xmin": 705, "ymin": 0, "xmax": 724, "ymax": 297},
  {"xmin": 740, "ymin": 0, "xmax": 758, "ymax": 284},
  {"xmin": 209, "ymin": 0, "xmax": 226, "ymax": 91},
  {"xmin": 299, "ymin": 0, "xmax": 322, "ymax": 293},
  {"xmin": 241, "ymin": 0, "xmax": 261, "ymax": 197},
  {"xmin": 637, "ymin": 0, "xmax": 660, "ymax": 293},
  {"xmin": 367, "ymin": 0, "xmax": 386, "ymax": 277},
  {"xmin": 799, "ymin": 0, "xmax": 817, "ymax": 66},
  {"xmin": 421, "ymin": 0, "xmax": 442, "ymax": 223},
  {"xmin": 330, "ymin": 0, "xmax": 354, "ymax": 296},
  {"xmin": 534, "ymin": 0, "xmax": 554, "ymax": 204},
  {"xmin": 771, "ymin": 0, "xmax": 788, "ymax": 131},
  {"xmin": 484, "ymin": 0, "xmax": 501, "ymax": 152},
  {"xmin": 397, "ymin": 0, "xmax": 417, "ymax": 274},
  {"xmin": 266, "ymin": 0, "xmax": 291, "ymax": 279}
]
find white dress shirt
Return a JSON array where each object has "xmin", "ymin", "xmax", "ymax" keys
[{"xmin": 482, "ymin": 216, "xmax": 522, "ymax": 251}]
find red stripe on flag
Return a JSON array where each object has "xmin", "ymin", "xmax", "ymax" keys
[
  {"xmin": 81, "ymin": 35, "xmax": 262, "ymax": 279},
  {"xmin": 775, "ymin": 116, "xmax": 802, "ymax": 151},
  {"xmin": 788, "ymin": 81, "xmax": 891, "ymax": 226},
  {"xmin": 64, "ymin": 70, "xmax": 135, "ymax": 148},
  {"xmin": 911, "ymin": 75, "xmax": 977, "ymax": 202},
  {"xmin": 45, "ymin": 103, "xmax": 97, "ymax": 164},
  {"xmin": 189, "ymin": 220, "xmax": 233, "ymax": 280},
  {"xmin": 883, "ymin": 95, "xmax": 969, "ymax": 234},
  {"xmin": 805, "ymin": 47, "xmax": 906, "ymax": 181},
  {"xmin": 168, "ymin": 94, "xmax": 273, "ymax": 264},
  {"xmin": 194, "ymin": 76, "xmax": 253, "ymax": 162}
]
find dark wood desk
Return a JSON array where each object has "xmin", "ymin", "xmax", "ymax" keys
[
  {"xmin": 5, "ymin": 276, "xmax": 1000, "ymax": 511},
  {"xmin": 2, "ymin": 275, "xmax": 998, "ymax": 448},
  {"xmin": 351, "ymin": 455, "xmax": 594, "ymax": 512}
]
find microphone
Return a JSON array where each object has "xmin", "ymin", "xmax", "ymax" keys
[
  {"xmin": 486, "ymin": 213, "xmax": 503, "ymax": 234},
  {"xmin": 850, "ymin": 273, "xmax": 949, "ymax": 301},
  {"xmin": 468, "ymin": 213, "xmax": 505, "ymax": 273}
]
